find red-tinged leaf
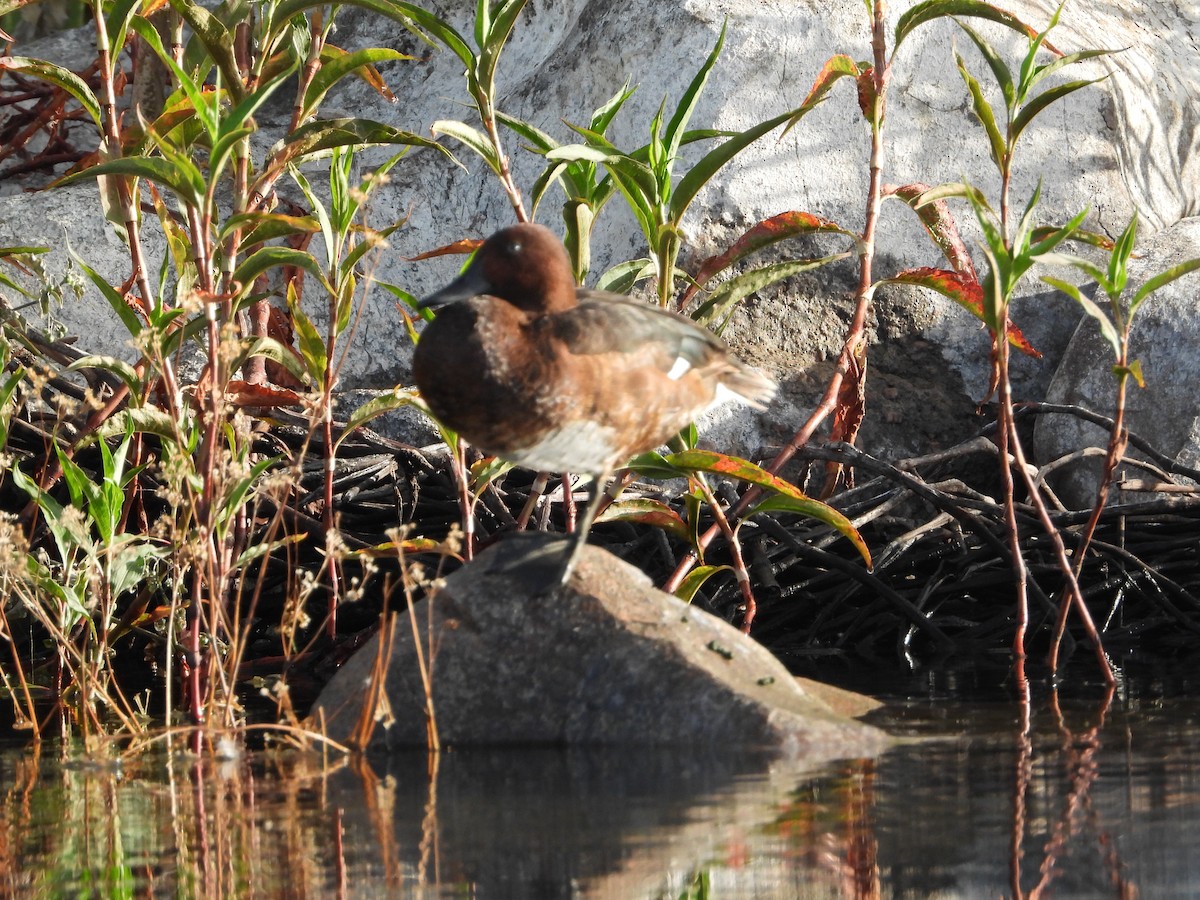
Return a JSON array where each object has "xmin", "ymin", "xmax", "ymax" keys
[
  {"xmin": 681, "ymin": 211, "xmax": 852, "ymax": 307},
  {"xmin": 597, "ymin": 498, "xmax": 690, "ymax": 541},
  {"xmin": 888, "ymin": 183, "xmax": 977, "ymax": 279},
  {"xmin": 824, "ymin": 337, "xmax": 866, "ymax": 496},
  {"xmin": 886, "ymin": 267, "xmax": 1040, "ymax": 357},
  {"xmin": 406, "ymin": 238, "xmax": 483, "ymax": 261},
  {"xmin": 658, "ymin": 450, "xmax": 871, "ymax": 566},
  {"xmin": 781, "ymin": 54, "xmax": 861, "ymax": 137},
  {"xmin": 856, "ymin": 67, "xmax": 877, "ymax": 119},
  {"xmin": 225, "ymin": 381, "xmax": 303, "ymax": 408}
]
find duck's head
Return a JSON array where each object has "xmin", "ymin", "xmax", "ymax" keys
[{"xmin": 418, "ymin": 223, "xmax": 578, "ymax": 315}]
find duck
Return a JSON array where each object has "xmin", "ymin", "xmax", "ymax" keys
[{"xmin": 412, "ymin": 222, "xmax": 776, "ymax": 587}]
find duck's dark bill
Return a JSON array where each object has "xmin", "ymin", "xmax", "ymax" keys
[{"xmin": 417, "ymin": 263, "xmax": 491, "ymax": 309}]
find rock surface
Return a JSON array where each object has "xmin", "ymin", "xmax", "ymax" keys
[
  {"xmin": 1034, "ymin": 216, "xmax": 1200, "ymax": 506},
  {"xmin": 4, "ymin": 2, "xmax": 1200, "ymax": 465},
  {"xmin": 309, "ymin": 536, "xmax": 889, "ymax": 758}
]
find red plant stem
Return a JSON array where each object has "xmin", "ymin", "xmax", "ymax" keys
[
  {"xmin": 1048, "ymin": 365, "xmax": 1131, "ymax": 672},
  {"xmin": 695, "ymin": 476, "xmax": 758, "ymax": 632},
  {"xmin": 665, "ymin": 1, "xmax": 890, "ymax": 595},
  {"xmin": 995, "ymin": 340, "xmax": 1030, "ymax": 660}
]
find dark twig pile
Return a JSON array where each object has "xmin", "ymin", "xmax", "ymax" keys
[{"xmin": 6, "ymin": 324, "xmax": 1200, "ymax": 689}]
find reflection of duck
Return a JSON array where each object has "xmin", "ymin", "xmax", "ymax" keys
[{"xmin": 413, "ymin": 223, "xmax": 776, "ymax": 585}]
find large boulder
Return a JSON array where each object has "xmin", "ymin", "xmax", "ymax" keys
[{"xmin": 309, "ymin": 536, "xmax": 890, "ymax": 757}]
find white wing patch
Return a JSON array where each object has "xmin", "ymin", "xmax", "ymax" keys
[{"xmin": 666, "ymin": 356, "xmax": 691, "ymax": 380}]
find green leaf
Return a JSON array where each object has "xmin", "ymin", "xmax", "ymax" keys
[
  {"xmin": 594, "ymin": 258, "xmax": 656, "ymax": 294},
  {"xmin": 232, "ymin": 246, "xmax": 328, "ymax": 291},
  {"xmin": 303, "ymin": 48, "xmax": 413, "ymax": 118},
  {"xmin": 1028, "ymin": 48, "xmax": 1111, "ymax": 92},
  {"xmin": 673, "ymin": 565, "xmax": 733, "ymax": 603},
  {"xmin": 71, "ymin": 253, "xmax": 145, "ymax": 337},
  {"xmin": 231, "ymin": 336, "xmax": 310, "ymax": 386},
  {"xmin": 691, "ymin": 253, "xmax": 851, "ymax": 333},
  {"xmin": 670, "ymin": 105, "xmax": 798, "ymax": 222},
  {"xmin": 1011, "ymin": 78, "xmax": 1104, "ymax": 146},
  {"xmin": 431, "ymin": 119, "xmax": 501, "ymax": 173},
  {"xmin": 273, "ymin": 0, "xmax": 472, "ymax": 66},
  {"xmin": 1042, "ymin": 275, "xmax": 1121, "ymax": 357},
  {"xmin": 1105, "ymin": 214, "xmax": 1138, "ymax": 297},
  {"xmin": 97, "ymin": 407, "xmax": 192, "ymax": 443},
  {"xmin": 0, "ymin": 57, "xmax": 102, "ymax": 131},
  {"xmin": 337, "ymin": 387, "xmax": 424, "ymax": 448},
  {"xmin": 1131, "ymin": 258, "xmax": 1200, "ymax": 315},
  {"xmin": 955, "ymin": 51, "xmax": 1006, "ymax": 170},
  {"xmin": 105, "ymin": 0, "xmax": 145, "ymax": 72},
  {"xmin": 272, "ymin": 118, "xmax": 454, "ymax": 171},
  {"xmin": 220, "ymin": 212, "xmax": 322, "ymax": 245},
  {"xmin": 288, "ymin": 286, "xmax": 326, "ymax": 376},
  {"xmin": 67, "ymin": 355, "xmax": 143, "ymax": 396},
  {"xmin": 896, "ymin": 0, "xmax": 1042, "ymax": 49},
  {"xmin": 475, "ymin": 0, "xmax": 530, "ymax": 95},
  {"xmin": 955, "ymin": 21, "xmax": 1014, "ymax": 111},
  {"xmin": 59, "ymin": 155, "xmax": 206, "ymax": 209},
  {"xmin": 664, "ymin": 20, "xmax": 726, "ymax": 164}
]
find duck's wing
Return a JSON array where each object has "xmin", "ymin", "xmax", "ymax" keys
[{"xmin": 548, "ymin": 294, "xmax": 776, "ymax": 409}]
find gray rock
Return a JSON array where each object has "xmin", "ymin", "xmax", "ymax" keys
[
  {"xmin": 6, "ymin": 2, "xmax": 1200, "ymax": 464},
  {"xmin": 1034, "ymin": 216, "xmax": 1200, "ymax": 506},
  {"xmin": 309, "ymin": 536, "xmax": 889, "ymax": 758}
]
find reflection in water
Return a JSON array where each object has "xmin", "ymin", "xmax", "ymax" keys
[{"xmin": 2, "ymin": 690, "xmax": 1200, "ymax": 897}]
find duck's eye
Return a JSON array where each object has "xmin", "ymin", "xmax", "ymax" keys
[{"xmin": 505, "ymin": 239, "xmax": 523, "ymax": 257}]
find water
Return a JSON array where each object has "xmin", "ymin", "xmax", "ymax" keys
[{"xmin": 2, "ymin": 685, "xmax": 1199, "ymax": 897}]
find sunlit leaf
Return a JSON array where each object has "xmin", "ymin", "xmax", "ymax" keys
[
  {"xmin": 1131, "ymin": 257, "xmax": 1200, "ymax": 315},
  {"xmin": 956, "ymin": 52, "xmax": 1006, "ymax": 170},
  {"xmin": 232, "ymin": 247, "xmax": 327, "ymax": 292},
  {"xmin": 596, "ymin": 498, "xmax": 690, "ymax": 541},
  {"xmin": 431, "ymin": 119, "xmax": 501, "ymax": 173},
  {"xmin": 0, "ymin": 57, "xmax": 103, "ymax": 131},
  {"xmin": 781, "ymin": 55, "xmax": 861, "ymax": 136},
  {"xmin": 660, "ymin": 450, "xmax": 871, "ymax": 566},
  {"xmin": 338, "ymin": 387, "xmax": 425, "ymax": 447},
  {"xmin": 1011, "ymin": 78, "xmax": 1103, "ymax": 145},
  {"xmin": 1042, "ymin": 275, "xmax": 1121, "ymax": 357},
  {"xmin": 884, "ymin": 267, "xmax": 1040, "ymax": 357},
  {"xmin": 888, "ymin": 183, "xmax": 976, "ymax": 278},
  {"xmin": 895, "ymin": 1, "xmax": 1046, "ymax": 50},
  {"xmin": 304, "ymin": 47, "xmax": 413, "ymax": 116},
  {"xmin": 673, "ymin": 565, "xmax": 733, "ymax": 603}
]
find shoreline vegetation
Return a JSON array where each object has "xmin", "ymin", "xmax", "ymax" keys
[{"xmin": 0, "ymin": 0, "xmax": 1197, "ymax": 751}]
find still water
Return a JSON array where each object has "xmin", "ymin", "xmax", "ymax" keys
[{"xmin": 1, "ymin": 679, "xmax": 1197, "ymax": 898}]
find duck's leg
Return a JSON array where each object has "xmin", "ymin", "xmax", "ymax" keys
[
  {"xmin": 483, "ymin": 468, "xmax": 612, "ymax": 593},
  {"xmin": 558, "ymin": 468, "xmax": 612, "ymax": 586}
]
